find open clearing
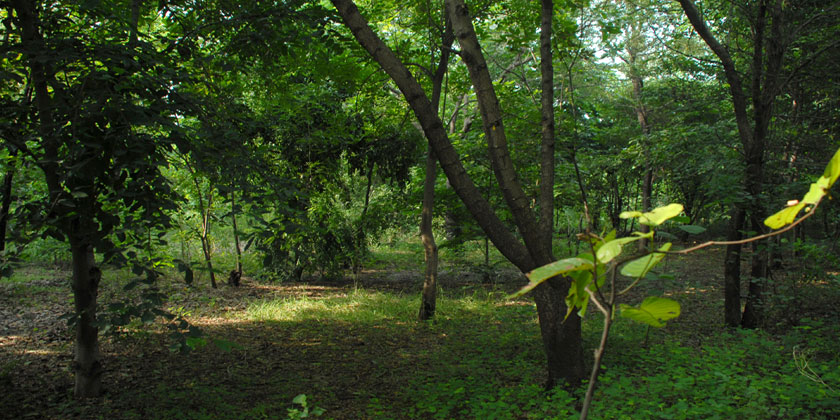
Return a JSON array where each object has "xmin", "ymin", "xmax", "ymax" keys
[{"xmin": 1, "ymin": 247, "xmax": 839, "ymax": 419}]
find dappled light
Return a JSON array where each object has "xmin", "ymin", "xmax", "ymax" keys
[{"xmin": 1, "ymin": 0, "xmax": 839, "ymax": 418}]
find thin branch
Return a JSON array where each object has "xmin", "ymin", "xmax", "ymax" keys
[{"xmin": 671, "ymin": 200, "xmax": 820, "ymax": 255}]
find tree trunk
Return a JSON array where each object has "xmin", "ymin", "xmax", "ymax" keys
[
  {"xmin": 538, "ymin": 0, "xmax": 555, "ymax": 251},
  {"xmin": 533, "ymin": 283, "xmax": 585, "ymax": 388},
  {"xmin": 330, "ymin": 0, "xmax": 584, "ymax": 387},
  {"xmin": 628, "ymin": 43, "xmax": 651, "ymax": 251},
  {"xmin": 0, "ymin": 154, "xmax": 15, "ymax": 252},
  {"xmin": 723, "ymin": 207, "xmax": 745, "ymax": 327},
  {"xmin": 70, "ymin": 236, "xmax": 102, "ymax": 398},
  {"xmin": 200, "ymin": 194, "xmax": 216, "ymax": 288},
  {"xmin": 419, "ymin": 146, "xmax": 438, "ymax": 320},
  {"xmin": 231, "ymin": 191, "xmax": 243, "ymax": 275}
]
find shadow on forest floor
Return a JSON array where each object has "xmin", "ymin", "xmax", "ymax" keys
[{"xmin": 2, "ymin": 247, "xmax": 840, "ymax": 419}]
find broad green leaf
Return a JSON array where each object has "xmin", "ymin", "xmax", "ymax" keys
[
  {"xmin": 619, "ymin": 210, "xmax": 643, "ymax": 219},
  {"xmin": 621, "ymin": 243, "xmax": 672, "ymax": 278},
  {"xmin": 619, "ymin": 296, "xmax": 681, "ymax": 327},
  {"xmin": 802, "ymin": 181, "xmax": 828, "ymax": 205},
  {"xmin": 764, "ymin": 202, "xmax": 806, "ymax": 229},
  {"xmin": 640, "ymin": 204, "xmax": 685, "ymax": 226},
  {"xmin": 565, "ymin": 268, "xmax": 605, "ymax": 320},
  {"xmin": 823, "ymin": 147, "xmax": 840, "ymax": 187},
  {"xmin": 621, "ymin": 204, "xmax": 684, "ymax": 226},
  {"xmin": 508, "ymin": 257, "xmax": 593, "ymax": 298},
  {"xmin": 671, "ymin": 216, "xmax": 691, "ymax": 224},
  {"xmin": 595, "ymin": 232, "xmax": 652, "ymax": 264},
  {"xmin": 677, "ymin": 225, "xmax": 706, "ymax": 234}
]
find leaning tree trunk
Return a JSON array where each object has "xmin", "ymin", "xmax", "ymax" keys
[
  {"xmin": 330, "ymin": 0, "xmax": 585, "ymax": 387},
  {"xmin": 69, "ymin": 234, "xmax": 102, "ymax": 398}
]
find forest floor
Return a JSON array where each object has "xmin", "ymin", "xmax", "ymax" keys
[{"xmin": 1, "ymin": 245, "xmax": 839, "ymax": 419}]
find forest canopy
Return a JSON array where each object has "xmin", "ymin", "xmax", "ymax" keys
[{"xmin": 1, "ymin": 0, "xmax": 839, "ymax": 418}]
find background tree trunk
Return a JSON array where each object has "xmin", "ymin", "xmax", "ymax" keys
[{"xmin": 0, "ymin": 154, "xmax": 15, "ymax": 252}]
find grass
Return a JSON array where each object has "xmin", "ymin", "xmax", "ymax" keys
[{"xmin": 1, "ymin": 245, "xmax": 839, "ymax": 419}]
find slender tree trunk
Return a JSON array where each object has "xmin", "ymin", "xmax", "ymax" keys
[
  {"xmin": 201, "ymin": 196, "xmax": 216, "ymax": 288},
  {"xmin": 231, "ymin": 191, "xmax": 242, "ymax": 275},
  {"xmin": 418, "ymin": 14, "xmax": 452, "ymax": 320},
  {"xmin": 419, "ymin": 146, "xmax": 438, "ymax": 320},
  {"xmin": 538, "ymin": 0, "xmax": 555, "ymax": 251},
  {"xmin": 70, "ymin": 235, "xmax": 102, "ymax": 398},
  {"xmin": 724, "ymin": 207, "xmax": 745, "ymax": 327},
  {"xmin": 188, "ymin": 165, "xmax": 216, "ymax": 288},
  {"xmin": 0, "ymin": 154, "xmax": 15, "ymax": 252},
  {"xmin": 628, "ymin": 45, "xmax": 651, "ymax": 251}
]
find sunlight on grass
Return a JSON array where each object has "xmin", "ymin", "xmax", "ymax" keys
[
  {"xmin": 244, "ymin": 289, "xmax": 417, "ymax": 323},
  {"xmin": 242, "ymin": 287, "xmax": 525, "ymax": 326}
]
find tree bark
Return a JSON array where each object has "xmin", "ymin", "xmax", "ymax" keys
[
  {"xmin": 231, "ymin": 191, "xmax": 243, "ymax": 275},
  {"xmin": 418, "ymin": 15, "xmax": 453, "ymax": 321},
  {"xmin": 70, "ymin": 235, "xmax": 102, "ymax": 398},
  {"xmin": 724, "ymin": 207, "xmax": 745, "ymax": 327},
  {"xmin": 330, "ymin": 0, "xmax": 534, "ymax": 270},
  {"xmin": 419, "ymin": 146, "xmax": 438, "ymax": 320},
  {"xmin": 538, "ymin": 0, "xmax": 555, "ymax": 252},
  {"xmin": 679, "ymin": 0, "xmax": 786, "ymax": 328},
  {"xmin": 11, "ymin": 0, "xmax": 104, "ymax": 397},
  {"xmin": 330, "ymin": 0, "xmax": 584, "ymax": 386},
  {"xmin": 0, "ymin": 153, "xmax": 15, "ymax": 252},
  {"xmin": 446, "ymin": 0, "xmax": 549, "ymax": 264}
]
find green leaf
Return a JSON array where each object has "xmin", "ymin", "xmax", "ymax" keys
[
  {"xmin": 764, "ymin": 202, "xmax": 806, "ymax": 229},
  {"xmin": 677, "ymin": 225, "xmax": 706, "ymax": 234},
  {"xmin": 595, "ymin": 233, "xmax": 651, "ymax": 264},
  {"xmin": 671, "ymin": 216, "xmax": 691, "ymax": 224},
  {"xmin": 621, "ymin": 243, "xmax": 672, "ymax": 278},
  {"xmin": 822, "ymin": 147, "xmax": 840, "ymax": 187},
  {"xmin": 619, "ymin": 296, "xmax": 681, "ymax": 327},
  {"xmin": 293, "ymin": 394, "xmax": 308, "ymax": 405},
  {"xmin": 621, "ymin": 204, "xmax": 684, "ymax": 226},
  {"xmin": 802, "ymin": 182, "xmax": 828, "ymax": 205},
  {"xmin": 508, "ymin": 257, "xmax": 593, "ymax": 298}
]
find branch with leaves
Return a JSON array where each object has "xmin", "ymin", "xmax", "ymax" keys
[{"xmin": 511, "ymin": 147, "xmax": 840, "ymax": 419}]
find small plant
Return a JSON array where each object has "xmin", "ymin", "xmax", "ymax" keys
[{"xmin": 286, "ymin": 394, "xmax": 324, "ymax": 419}]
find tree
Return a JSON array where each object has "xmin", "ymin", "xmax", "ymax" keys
[
  {"xmin": 331, "ymin": 0, "xmax": 586, "ymax": 386},
  {"xmin": 5, "ymin": 0, "xmax": 187, "ymax": 397},
  {"xmin": 677, "ymin": 0, "xmax": 840, "ymax": 327}
]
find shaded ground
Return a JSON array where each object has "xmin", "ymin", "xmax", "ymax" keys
[{"xmin": 1, "ymin": 247, "xmax": 839, "ymax": 419}]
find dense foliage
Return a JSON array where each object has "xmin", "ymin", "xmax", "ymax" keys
[{"xmin": 0, "ymin": 0, "xmax": 838, "ymax": 417}]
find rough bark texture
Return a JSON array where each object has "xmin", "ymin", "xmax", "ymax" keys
[{"xmin": 330, "ymin": 0, "xmax": 584, "ymax": 386}]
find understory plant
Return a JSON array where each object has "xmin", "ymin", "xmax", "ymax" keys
[{"xmin": 512, "ymin": 147, "xmax": 840, "ymax": 419}]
